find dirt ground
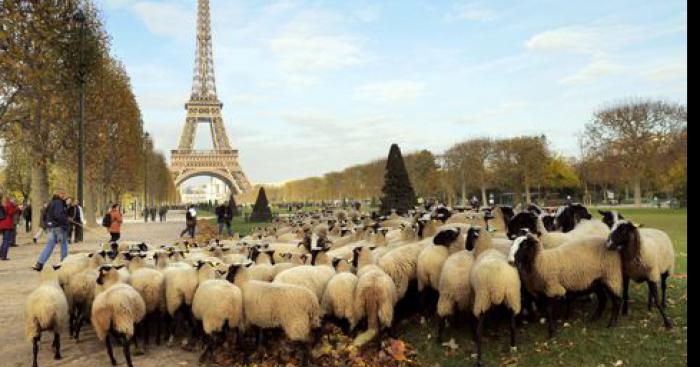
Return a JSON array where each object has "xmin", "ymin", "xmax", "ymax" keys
[{"xmin": 0, "ymin": 211, "xmax": 205, "ymax": 367}]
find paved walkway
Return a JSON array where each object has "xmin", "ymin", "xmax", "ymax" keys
[{"xmin": 0, "ymin": 213, "xmax": 202, "ymax": 367}]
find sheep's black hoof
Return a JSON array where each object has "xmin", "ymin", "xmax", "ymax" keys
[
  {"xmin": 664, "ymin": 320, "xmax": 674, "ymax": 330},
  {"xmin": 54, "ymin": 353, "xmax": 62, "ymax": 360}
]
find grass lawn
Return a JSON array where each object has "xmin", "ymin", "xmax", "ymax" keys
[{"xmin": 400, "ymin": 207, "xmax": 687, "ymax": 366}]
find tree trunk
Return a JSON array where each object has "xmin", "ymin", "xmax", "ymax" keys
[
  {"xmin": 460, "ymin": 170, "xmax": 466, "ymax": 206},
  {"xmin": 633, "ymin": 175, "xmax": 642, "ymax": 207},
  {"xmin": 524, "ymin": 182, "xmax": 532, "ymax": 205},
  {"xmin": 480, "ymin": 183, "xmax": 487, "ymax": 208},
  {"xmin": 84, "ymin": 181, "xmax": 97, "ymax": 227},
  {"xmin": 30, "ymin": 159, "xmax": 49, "ymax": 234}
]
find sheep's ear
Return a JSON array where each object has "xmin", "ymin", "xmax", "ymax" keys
[
  {"xmin": 245, "ymin": 261, "xmax": 253, "ymax": 268},
  {"xmin": 368, "ymin": 246, "xmax": 377, "ymax": 251},
  {"xmin": 114, "ymin": 264, "xmax": 125, "ymax": 270},
  {"xmin": 138, "ymin": 253, "xmax": 147, "ymax": 258},
  {"xmin": 52, "ymin": 264, "xmax": 62, "ymax": 270},
  {"xmin": 598, "ymin": 209, "xmax": 610, "ymax": 215},
  {"xmin": 633, "ymin": 222, "xmax": 643, "ymax": 228},
  {"xmin": 88, "ymin": 253, "xmax": 94, "ymax": 258}
]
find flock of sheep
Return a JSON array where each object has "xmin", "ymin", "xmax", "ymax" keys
[{"xmin": 24, "ymin": 203, "xmax": 675, "ymax": 367}]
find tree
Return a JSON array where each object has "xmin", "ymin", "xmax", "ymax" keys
[
  {"xmin": 380, "ymin": 144, "xmax": 417, "ymax": 215},
  {"xmin": 405, "ymin": 150, "xmax": 440, "ymax": 200},
  {"xmin": 445, "ymin": 138, "xmax": 494, "ymax": 205},
  {"xmin": 491, "ymin": 136, "xmax": 550, "ymax": 204},
  {"xmin": 250, "ymin": 187, "xmax": 272, "ymax": 222},
  {"xmin": 582, "ymin": 100, "xmax": 687, "ymax": 206}
]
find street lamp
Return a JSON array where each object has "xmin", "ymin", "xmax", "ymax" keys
[
  {"xmin": 143, "ymin": 132, "xmax": 150, "ymax": 214},
  {"xmin": 74, "ymin": 9, "xmax": 87, "ymax": 206}
]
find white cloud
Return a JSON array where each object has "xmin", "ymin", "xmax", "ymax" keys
[
  {"xmin": 131, "ymin": 2, "xmax": 194, "ymax": 41},
  {"xmin": 643, "ymin": 63, "xmax": 687, "ymax": 82},
  {"xmin": 525, "ymin": 25, "xmax": 639, "ymax": 54},
  {"xmin": 355, "ymin": 80, "xmax": 425, "ymax": 103},
  {"xmin": 445, "ymin": 2, "xmax": 495, "ymax": 22},
  {"xmin": 268, "ymin": 10, "xmax": 364, "ymax": 83},
  {"xmin": 559, "ymin": 57, "xmax": 624, "ymax": 85}
]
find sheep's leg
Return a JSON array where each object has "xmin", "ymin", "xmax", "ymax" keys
[
  {"xmin": 509, "ymin": 311, "xmax": 516, "ymax": 349},
  {"xmin": 436, "ymin": 316, "xmax": 446, "ymax": 344},
  {"xmin": 475, "ymin": 313, "xmax": 485, "ymax": 367},
  {"xmin": 647, "ymin": 284, "xmax": 653, "ymax": 312},
  {"xmin": 590, "ymin": 286, "xmax": 608, "ymax": 321},
  {"xmin": 199, "ymin": 333, "xmax": 212, "ymax": 363},
  {"xmin": 142, "ymin": 316, "xmax": 151, "ymax": 348},
  {"xmin": 647, "ymin": 281, "xmax": 673, "ymax": 329},
  {"xmin": 622, "ymin": 276, "xmax": 630, "ymax": 315},
  {"xmin": 53, "ymin": 332, "xmax": 62, "ymax": 360},
  {"xmin": 69, "ymin": 308, "xmax": 76, "ymax": 338},
  {"xmin": 546, "ymin": 298, "xmax": 556, "ymax": 339},
  {"xmin": 32, "ymin": 335, "xmax": 40, "ymax": 367},
  {"xmin": 105, "ymin": 334, "xmax": 117, "ymax": 366},
  {"xmin": 255, "ymin": 327, "xmax": 264, "ymax": 347},
  {"xmin": 154, "ymin": 311, "xmax": 162, "ymax": 345},
  {"xmin": 661, "ymin": 272, "xmax": 669, "ymax": 309},
  {"xmin": 121, "ymin": 333, "xmax": 134, "ymax": 367},
  {"xmin": 297, "ymin": 341, "xmax": 311, "ymax": 367},
  {"xmin": 606, "ymin": 288, "xmax": 621, "ymax": 328}
]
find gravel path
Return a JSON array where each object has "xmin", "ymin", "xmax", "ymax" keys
[{"xmin": 0, "ymin": 212, "xmax": 205, "ymax": 367}]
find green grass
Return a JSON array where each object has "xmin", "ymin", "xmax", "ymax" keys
[{"xmin": 401, "ymin": 208, "xmax": 687, "ymax": 367}]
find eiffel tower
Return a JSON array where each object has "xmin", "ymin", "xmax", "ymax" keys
[{"xmin": 170, "ymin": 0, "xmax": 251, "ymax": 195}]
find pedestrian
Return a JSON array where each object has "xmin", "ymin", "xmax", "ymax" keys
[
  {"xmin": 32, "ymin": 190, "xmax": 69, "ymax": 270},
  {"xmin": 162, "ymin": 206, "xmax": 168, "ymax": 222},
  {"xmin": 215, "ymin": 203, "xmax": 225, "ymax": 235},
  {"xmin": 72, "ymin": 200, "xmax": 84, "ymax": 243},
  {"xmin": 9, "ymin": 198, "xmax": 20, "ymax": 247},
  {"xmin": 23, "ymin": 203, "xmax": 32, "ymax": 232},
  {"xmin": 180, "ymin": 204, "xmax": 197, "ymax": 239},
  {"xmin": 33, "ymin": 202, "xmax": 48, "ymax": 244},
  {"xmin": 65, "ymin": 197, "xmax": 75, "ymax": 244},
  {"xmin": 143, "ymin": 206, "xmax": 149, "ymax": 223},
  {"xmin": 150, "ymin": 207, "xmax": 156, "ymax": 222},
  {"xmin": 0, "ymin": 191, "xmax": 18, "ymax": 260},
  {"xmin": 107, "ymin": 203, "xmax": 123, "ymax": 243},
  {"xmin": 470, "ymin": 195, "xmax": 480, "ymax": 211},
  {"xmin": 223, "ymin": 201, "xmax": 234, "ymax": 237}
]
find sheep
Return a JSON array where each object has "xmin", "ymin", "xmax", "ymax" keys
[
  {"xmin": 226, "ymin": 261, "xmax": 321, "ymax": 366},
  {"xmin": 508, "ymin": 233, "xmax": 623, "ymax": 338},
  {"xmin": 555, "ymin": 203, "xmax": 592, "ymax": 232},
  {"xmin": 123, "ymin": 252, "xmax": 166, "ymax": 346},
  {"xmin": 435, "ymin": 244, "xmax": 474, "ymax": 343},
  {"xmin": 351, "ymin": 246, "xmax": 398, "ymax": 346},
  {"xmin": 191, "ymin": 275, "xmax": 243, "ymax": 362},
  {"xmin": 416, "ymin": 227, "xmax": 466, "ymax": 293},
  {"xmin": 26, "ymin": 264, "xmax": 69, "ymax": 367},
  {"xmin": 273, "ymin": 264, "xmax": 336, "ymax": 301},
  {"xmin": 55, "ymin": 253, "xmax": 90, "ymax": 291},
  {"xmin": 510, "ymin": 211, "xmax": 609, "ymax": 248},
  {"xmin": 91, "ymin": 264, "xmax": 146, "ymax": 367},
  {"xmin": 66, "ymin": 250, "xmax": 108, "ymax": 340},
  {"xmin": 466, "ymin": 226, "xmax": 521, "ymax": 367},
  {"xmin": 320, "ymin": 258, "xmax": 359, "ymax": 333},
  {"xmin": 606, "ymin": 220, "xmax": 674, "ymax": 328},
  {"xmin": 598, "ymin": 209, "xmax": 625, "ymax": 229},
  {"xmin": 377, "ymin": 239, "xmax": 429, "ymax": 299}
]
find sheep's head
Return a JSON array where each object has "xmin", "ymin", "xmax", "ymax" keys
[
  {"xmin": 607, "ymin": 220, "xmax": 641, "ymax": 256},
  {"xmin": 434, "ymin": 227, "xmax": 460, "ymax": 247},
  {"xmin": 465, "ymin": 227, "xmax": 481, "ymax": 251},
  {"xmin": 225, "ymin": 261, "xmax": 253, "ymax": 283},
  {"xmin": 507, "ymin": 212, "xmax": 538, "ymax": 240},
  {"xmin": 96, "ymin": 264, "xmax": 125, "ymax": 285},
  {"xmin": 599, "ymin": 210, "xmax": 625, "ymax": 229},
  {"xmin": 508, "ymin": 233, "xmax": 540, "ymax": 273}
]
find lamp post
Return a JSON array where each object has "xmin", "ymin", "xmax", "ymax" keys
[
  {"xmin": 143, "ymin": 132, "xmax": 150, "ymax": 216},
  {"xmin": 74, "ymin": 9, "xmax": 87, "ymax": 207}
]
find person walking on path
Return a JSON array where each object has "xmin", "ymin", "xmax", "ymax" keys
[
  {"xmin": 65, "ymin": 198, "xmax": 76, "ymax": 244},
  {"xmin": 72, "ymin": 200, "xmax": 84, "ymax": 243},
  {"xmin": 32, "ymin": 190, "xmax": 69, "ymax": 270},
  {"xmin": 107, "ymin": 203, "xmax": 123, "ymax": 243},
  {"xmin": 143, "ymin": 206, "xmax": 149, "ymax": 223},
  {"xmin": 150, "ymin": 207, "xmax": 157, "ymax": 222},
  {"xmin": 0, "ymin": 192, "xmax": 18, "ymax": 260},
  {"xmin": 23, "ymin": 203, "xmax": 32, "ymax": 233},
  {"xmin": 215, "ymin": 203, "xmax": 234, "ymax": 237},
  {"xmin": 180, "ymin": 204, "xmax": 197, "ymax": 239}
]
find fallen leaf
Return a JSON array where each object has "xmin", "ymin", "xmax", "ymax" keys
[{"xmin": 389, "ymin": 339, "xmax": 408, "ymax": 361}]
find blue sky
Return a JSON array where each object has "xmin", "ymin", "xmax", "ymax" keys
[{"xmin": 98, "ymin": 0, "xmax": 687, "ymax": 184}]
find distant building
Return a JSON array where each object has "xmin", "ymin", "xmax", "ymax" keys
[{"xmin": 180, "ymin": 177, "xmax": 231, "ymax": 204}]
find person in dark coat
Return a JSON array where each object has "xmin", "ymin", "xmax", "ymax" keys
[
  {"xmin": 143, "ymin": 206, "xmax": 149, "ymax": 222},
  {"xmin": 150, "ymin": 207, "xmax": 157, "ymax": 222},
  {"xmin": 23, "ymin": 203, "xmax": 32, "ymax": 233},
  {"xmin": 32, "ymin": 190, "xmax": 69, "ymax": 270},
  {"xmin": 180, "ymin": 205, "xmax": 197, "ymax": 238}
]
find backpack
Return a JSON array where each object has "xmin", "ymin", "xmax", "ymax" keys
[
  {"xmin": 102, "ymin": 212, "xmax": 112, "ymax": 227},
  {"xmin": 0, "ymin": 206, "xmax": 5, "ymax": 221}
]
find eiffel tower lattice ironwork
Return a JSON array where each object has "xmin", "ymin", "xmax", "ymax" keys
[{"xmin": 170, "ymin": 0, "xmax": 251, "ymax": 194}]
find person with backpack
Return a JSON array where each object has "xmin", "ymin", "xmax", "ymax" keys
[
  {"xmin": 180, "ymin": 204, "xmax": 197, "ymax": 238},
  {"xmin": 103, "ymin": 203, "xmax": 123, "ymax": 243},
  {"xmin": 0, "ymin": 191, "xmax": 18, "ymax": 260},
  {"xmin": 32, "ymin": 190, "xmax": 69, "ymax": 270}
]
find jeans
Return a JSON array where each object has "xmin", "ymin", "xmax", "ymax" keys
[
  {"xmin": 218, "ymin": 222, "xmax": 233, "ymax": 237},
  {"xmin": 0, "ymin": 229, "xmax": 12, "ymax": 259},
  {"xmin": 110, "ymin": 232, "xmax": 121, "ymax": 242},
  {"xmin": 37, "ymin": 227, "xmax": 68, "ymax": 265}
]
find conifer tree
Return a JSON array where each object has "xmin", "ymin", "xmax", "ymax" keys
[
  {"xmin": 250, "ymin": 187, "xmax": 272, "ymax": 222},
  {"xmin": 380, "ymin": 144, "xmax": 417, "ymax": 215}
]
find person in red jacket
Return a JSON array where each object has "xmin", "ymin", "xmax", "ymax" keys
[{"xmin": 0, "ymin": 191, "xmax": 18, "ymax": 260}]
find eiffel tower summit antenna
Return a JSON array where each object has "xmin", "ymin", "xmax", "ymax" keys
[{"xmin": 170, "ymin": 0, "xmax": 252, "ymax": 195}]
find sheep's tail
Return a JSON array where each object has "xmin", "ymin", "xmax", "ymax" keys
[
  {"xmin": 308, "ymin": 297, "xmax": 322, "ymax": 329},
  {"xmin": 436, "ymin": 294, "xmax": 454, "ymax": 318},
  {"xmin": 377, "ymin": 295, "xmax": 393, "ymax": 329},
  {"xmin": 366, "ymin": 294, "xmax": 379, "ymax": 331}
]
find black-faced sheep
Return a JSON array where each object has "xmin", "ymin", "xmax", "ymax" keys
[{"xmin": 26, "ymin": 265, "xmax": 69, "ymax": 367}]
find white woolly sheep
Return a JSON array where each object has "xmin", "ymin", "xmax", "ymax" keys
[
  {"xmin": 123, "ymin": 252, "xmax": 166, "ymax": 346},
  {"xmin": 509, "ymin": 233, "xmax": 623, "ymax": 338},
  {"xmin": 435, "ymin": 245, "xmax": 474, "ymax": 343},
  {"xmin": 466, "ymin": 227, "xmax": 521, "ymax": 367},
  {"xmin": 320, "ymin": 258, "xmax": 359, "ymax": 333},
  {"xmin": 25, "ymin": 264, "xmax": 69, "ymax": 367},
  {"xmin": 606, "ymin": 220, "xmax": 674, "ymax": 328},
  {"xmin": 66, "ymin": 250, "xmax": 107, "ymax": 340},
  {"xmin": 191, "ymin": 277, "xmax": 243, "ymax": 362},
  {"xmin": 416, "ymin": 227, "xmax": 466, "ymax": 293},
  {"xmin": 273, "ymin": 264, "xmax": 336, "ymax": 301},
  {"xmin": 227, "ymin": 262, "xmax": 321, "ymax": 366},
  {"xmin": 377, "ymin": 239, "xmax": 430, "ymax": 299},
  {"xmin": 91, "ymin": 264, "xmax": 146, "ymax": 367}
]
